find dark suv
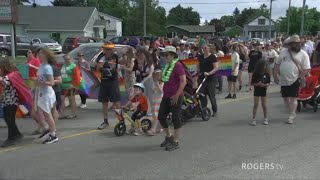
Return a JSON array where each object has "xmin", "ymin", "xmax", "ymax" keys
[
  {"xmin": 62, "ymin": 37, "xmax": 105, "ymax": 54},
  {"xmin": 0, "ymin": 33, "xmax": 47, "ymax": 56}
]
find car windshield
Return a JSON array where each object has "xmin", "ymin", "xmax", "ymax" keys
[
  {"xmin": 68, "ymin": 45, "xmax": 102, "ymax": 61},
  {"xmin": 40, "ymin": 38, "xmax": 56, "ymax": 43}
]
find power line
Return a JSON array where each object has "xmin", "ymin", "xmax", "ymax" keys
[{"xmin": 159, "ymin": 0, "xmax": 269, "ymax": 5}]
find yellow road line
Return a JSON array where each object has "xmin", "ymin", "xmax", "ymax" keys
[
  {"xmin": 61, "ymin": 130, "xmax": 99, "ymax": 140},
  {"xmin": 0, "ymin": 90, "xmax": 280, "ymax": 154}
]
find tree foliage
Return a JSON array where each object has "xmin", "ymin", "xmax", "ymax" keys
[
  {"xmin": 211, "ymin": 4, "xmax": 270, "ymax": 32},
  {"xmin": 167, "ymin": 4, "xmax": 200, "ymax": 25},
  {"xmin": 277, "ymin": 6, "xmax": 320, "ymax": 36},
  {"xmin": 209, "ymin": 18, "xmax": 225, "ymax": 34}
]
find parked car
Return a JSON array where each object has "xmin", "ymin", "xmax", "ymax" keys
[
  {"xmin": 57, "ymin": 43, "xmax": 129, "ymax": 67},
  {"xmin": 0, "ymin": 33, "xmax": 47, "ymax": 56},
  {"xmin": 109, "ymin": 36, "xmax": 140, "ymax": 48},
  {"xmin": 62, "ymin": 37, "xmax": 105, "ymax": 54},
  {"xmin": 32, "ymin": 38, "xmax": 62, "ymax": 54}
]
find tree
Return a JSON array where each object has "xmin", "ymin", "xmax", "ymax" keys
[
  {"xmin": 233, "ymin": 7, "xmax": 240, "ymax": 25},
  {"xmin": 209, "ymin": 18, "xmax": 225, "ymax": 34},
  {"xmin": 277, "ymin": 6, "xmax": 320, "ymax": 35},
  {"xmin": 167, "ymin": 4, "xmax": 200, "ymax": 25},
  {"xmin": 91, "ymin": 0, "xmax": 166, "ymax": 36},
  {"xmin": 220, "ymin": 15, "xmax": 235, "ymax": 27}
]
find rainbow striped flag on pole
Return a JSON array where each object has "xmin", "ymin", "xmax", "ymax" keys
[
  {"xmin": 216, "ymin": 55, "xmax": 232, "ymax": 76},
  {"xmin": 180, "ymin": 56, "xmax": 232, "ymax": 76}
]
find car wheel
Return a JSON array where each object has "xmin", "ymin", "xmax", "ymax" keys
[{"xmin": 0, "ymin": 49, "xmax": 10, "ymax": 56}]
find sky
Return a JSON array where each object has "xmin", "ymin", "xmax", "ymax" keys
[{"xmin": 35, "ymin": 0, "xmax": 319, "ymax": 24}]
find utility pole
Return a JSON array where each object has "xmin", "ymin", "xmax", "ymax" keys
[
  {"xmin": 143, "ymin": 0, "xmax": 147, "ymax": 36},
  {"xmin": 287, "ymin": 0, "xmax": 291, "ymax": 35},
  {"xmin": 300, "ymin": 0, "xmax": 306, "ymax": 36},
  {"xmin": 268, "ymin": 0, "xmax": 274, "ymax": 40}
]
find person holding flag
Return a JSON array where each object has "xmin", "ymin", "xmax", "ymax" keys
[
  {"xmin": 0, "ymin": 58, "xmax": 33, "ymax": 147},
  {"xmin": 59, "ymin": 54, "xmax": 86, "ymax": 119}
]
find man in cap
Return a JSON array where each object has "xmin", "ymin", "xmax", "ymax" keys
[
  {"xmin": 274, "ymin": 35, "xmax": 310, "ymax": 124},
  {"xmin": 97, "ymin": 42, "xmax": 121, "ymax": 130},
  {"xmin": 158, "ymin": 46, "xmax": 186, "ymax": 151}
]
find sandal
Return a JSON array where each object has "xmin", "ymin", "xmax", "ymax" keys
[{"xmin": 66, "ymin": 115, "xmax": 77, "ymax": 119}]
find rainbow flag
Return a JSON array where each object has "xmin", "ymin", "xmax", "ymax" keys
[
  {"xmin": 217, "ymin": 55, "xmax": 232, "ymax": 76},
  {"xmin": 118, "ymin": 76, "xmax": 128, "ymax": 104},
  {"xmin": 80, "ymin": 68, "xmax": 100, "ymax": 97},
  {"xmin": 181, "ymin": 58, "xmax": 198, "ymax": 73}
]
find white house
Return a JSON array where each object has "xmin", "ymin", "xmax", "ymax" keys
[
  {"xmin": 243, "ymin": 15, "xmax": 276, "ymax": 40},
  {"xmin": 0, "ymin": 5, "xmax": 122, "ymax": 44}
]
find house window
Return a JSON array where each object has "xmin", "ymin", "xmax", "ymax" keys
[{"xmin": 258, "ymin": 19, "xmax": 265, "ymax": 25}]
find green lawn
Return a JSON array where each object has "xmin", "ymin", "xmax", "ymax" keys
[
  {"xmin": 15, "ymin": 56, "xmax": 27, "ymax": 64},
  {"xmin": 0, "ymin": 56, "xmax": 27, "ymax": 65}
]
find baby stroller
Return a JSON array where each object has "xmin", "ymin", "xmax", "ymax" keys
[
  {"xmin": 181, "ymin": 76, "xmax": 211, "ymax": 122},
  {"xmin": 297, "ymin": 75, "xmax": 320, "ymax": 112}
]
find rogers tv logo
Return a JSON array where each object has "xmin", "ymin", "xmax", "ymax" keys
[{"xmin": 242, "ymin": 163, "xmax": 284, "ymax": 170}]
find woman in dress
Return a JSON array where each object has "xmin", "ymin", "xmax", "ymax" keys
[
  {"xmin": 36, "ymin": 48, "xmax": 58, "ymax": 144},
  {"xmin": 138, "ymin": 49, "xmax": 154, "ymax": 115}
]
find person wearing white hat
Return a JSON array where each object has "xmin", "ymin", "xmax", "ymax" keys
[
  {"xmin": 158, "ymin": 46, "xmax": 187, "ymax": 151},
  {"xmin": 274, "ymin": 35, "xmax": 311, "ymax": 124}
]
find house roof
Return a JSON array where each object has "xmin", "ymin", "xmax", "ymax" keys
[
  {"xmin": 17, "ymin": 5, "xmax": 96, "ymax": 31},
  {"xmin": 166, "ymin": 25, "xmax": 215, "ymax": 33},
  {"xmin": 244, "ymin": 15, "xmax": 276, "ymax": 25},
  {"xmin": 98, "ymin": 12, "xmax": 122, "ymax": 22}
]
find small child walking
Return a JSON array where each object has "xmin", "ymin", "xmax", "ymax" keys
[
  {"xmin": 147, "ymin": 69, "xmax": 163, "ymax": 136},
  {"xmin": 251, "ymin": 60, "xmax": 271, "ymax": 126}
]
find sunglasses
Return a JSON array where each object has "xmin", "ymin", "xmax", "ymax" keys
[
  {"xmin": 78, "ymin": 55, "xmax": 84, "ymax": 57},
  {"xmin": 162, "ymin": 53, "xmax": 169, "ymax": 57}
]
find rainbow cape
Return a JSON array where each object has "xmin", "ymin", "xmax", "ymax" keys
[{"xmin": 7, "ymin": 71, "xmax": 33, "ymax": 117}]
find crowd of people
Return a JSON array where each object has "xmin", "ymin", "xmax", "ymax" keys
[{"xmin": 0, "ymin": 34, "xmax": 319, "ymax": 152}]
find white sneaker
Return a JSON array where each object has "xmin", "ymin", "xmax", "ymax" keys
[
  {"xmin": 287, "ymin": 113, "xmax": 296, "ymax": 124},
  {"xmin": 79, "ymin": 104, "xmax": 86, "ymax": 109},
  {"xmin": 263, "ymin": 119, "xmax": 269, "ymax": 125},
  {"xmin": 133, "ymin": 130, "xmax": 144, "ymax": 136},
  {"xmin": 287, "ymin": 118, "xmax": 293, "ymax": 124},
  {"xmin": 250, "ymin": 120, "xmax": 256, "ymax": 126}
]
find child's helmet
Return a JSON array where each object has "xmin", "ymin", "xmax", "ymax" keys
[{"xmin": 133, "ymin": 83, "xmax": 145, "ymax": 92}]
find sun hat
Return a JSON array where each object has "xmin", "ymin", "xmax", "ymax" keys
[
  {"xmin": 287, "ymin": 35, "xmax": 301, "ymax": 43},
  {"xmin": 162, "ymin": 46, "xmax": 177, "ymax": 55}
]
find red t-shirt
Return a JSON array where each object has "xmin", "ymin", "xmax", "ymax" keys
[
  {"xmin": 131, "ymin": 94, "xmax": 148, "ymax": 112},
  {"xmin": 27, "ymin": 57, "xmax": 41, "ymax": 78}
]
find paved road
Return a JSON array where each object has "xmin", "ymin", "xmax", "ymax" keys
[{"xmin": 1, "ymin": 77, "xmax": 320, "ymax": 180}]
